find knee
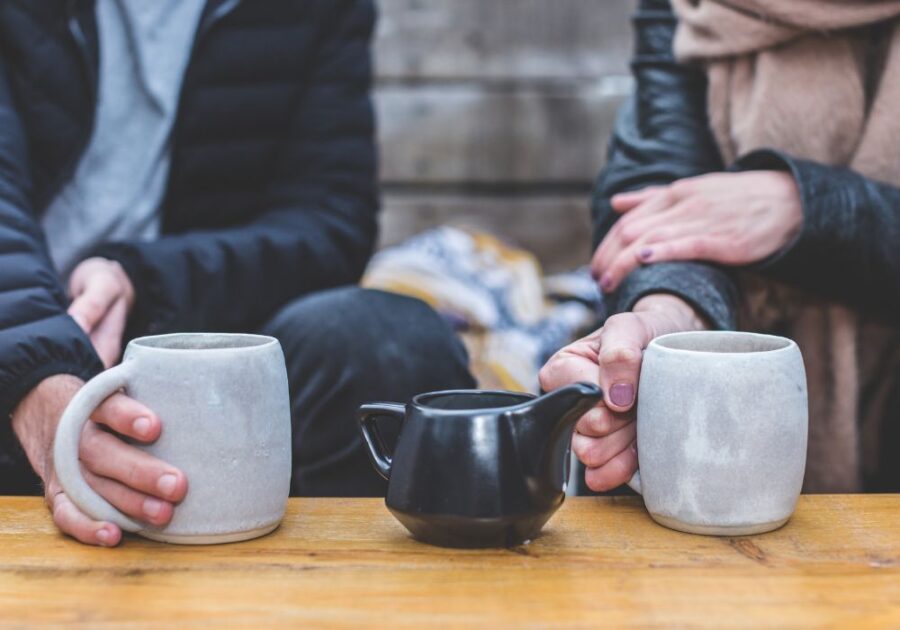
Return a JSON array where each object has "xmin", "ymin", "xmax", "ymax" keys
[{"xmin": 262, "ymin": 287, "xmax": 471, "ymax": 380}]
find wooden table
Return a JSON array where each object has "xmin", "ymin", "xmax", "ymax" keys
[{"xmin": 1, "ymin": 496, "xmax": 898, "ymax": 627}]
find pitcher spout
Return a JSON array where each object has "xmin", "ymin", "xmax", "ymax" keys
[
  {"xmin": 509, "ymin": 381, "xmax": 604, "ymax": 493},
  {"xmin": 530, "ymin": 382, "xmax": 604, "ymax": 437}
]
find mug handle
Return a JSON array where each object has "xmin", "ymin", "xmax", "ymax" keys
[
  {"xmin": 627, "ymin": 469, "xmax": 642, "ymax": 495},
  {"xmin": 53, "ymin": 362, "xmax": 143, "ymax": 532},
  {"xmin": 358, "ymin": 403, "xmax": 405, "ymax": 480}
]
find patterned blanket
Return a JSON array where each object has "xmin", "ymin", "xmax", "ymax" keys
[{"xmin": 362, "ymin": 227, "xmax": 601, "ymax": 393}]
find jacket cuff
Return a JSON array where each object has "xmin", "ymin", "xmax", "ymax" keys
[
  {"xmin": 607, "ymin": 261, "xmax": 738, "ymax": 330},
  {"xmin": 0, "ymin": 316, "xmax": 104, "ymax": 420},
  {"xmin": 730, "ymin": 149, "xmax": 820, "ymax": 274},
  {"xmin": 0, "ymin": 316, "xmax": 104, "ymax": 471}
]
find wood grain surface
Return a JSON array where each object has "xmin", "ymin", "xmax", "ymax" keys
[
  {"xmin": 374, "ymin": 0, "xmax": 636, "ymax": 81},
  {"xmin": 380, "ymin": 193, "xmax": 595, "ymax": 272},
  {"xmin": 1, "ymin": 496, "xmax": 898, "ymax": 628},
  {"xmin": 377, "ymin": 83, "xmax": 627, "ymax": 185},
  {"xmin": 372, "ymin": 1, "xmax": 637, "ymax": 270}
]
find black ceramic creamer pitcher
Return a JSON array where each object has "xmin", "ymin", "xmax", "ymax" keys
[{"xmin": 358, "ymin": 382, "xmax": 603, "ymax": 547}]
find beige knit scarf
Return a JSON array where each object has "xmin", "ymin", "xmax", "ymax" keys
[{"xmin": 671, "ymin": 0, "xmax": 900, "ymax": 492}]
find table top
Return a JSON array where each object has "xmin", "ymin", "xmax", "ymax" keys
[{"xmin": 1, "ymin": 495, "xmax": 898, "ymax": 628}]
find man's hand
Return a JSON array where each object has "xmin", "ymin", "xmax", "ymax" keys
[
  {"xmin": 592, "ymin": 171, "xmax": 804, "ymax": 292},
  {"xmin": 539, "ymin": 294, "xmax": 708, "ymax": 492},
  {"xmin": 11, "ymin": 375, "xmax": 187, "ymax": 546},
  {"xmin": 68, "ymin": 257, "xmax": 135, "ymax": 368}
]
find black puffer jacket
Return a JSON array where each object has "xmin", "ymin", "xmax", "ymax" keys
[
  {"xmin": 594, "ymin": 0, "xmax": 900, "ymax": 327},
  {"xmin": 0, "ymin": 0, "xmax": 377, "ymax": 419}
]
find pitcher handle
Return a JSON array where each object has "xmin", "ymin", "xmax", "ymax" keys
[
  {"xmin": 358, "ymin": 403, "xmax": 405, "ymax": 480},
  {"xmin": 53, "ymin": 363, "xmax": 142, "ymax": 532}
]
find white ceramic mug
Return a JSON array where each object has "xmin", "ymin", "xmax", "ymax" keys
[
  {"xmin": 628, "ymin": 331, "xmax": 808, "ymax": 536},
  {"xmin": 54, "ymin": 333, "xmax": 292, "ymax": 544}
]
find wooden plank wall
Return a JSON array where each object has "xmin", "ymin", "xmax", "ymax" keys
[{"xmin": 373, "ymin": 0, "xmax": 636, "ymax": 272}]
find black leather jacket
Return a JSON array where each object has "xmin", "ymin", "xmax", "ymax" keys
[{"xmin": 593, "ymin": 0, "xmax": 900, "ymax": 328}]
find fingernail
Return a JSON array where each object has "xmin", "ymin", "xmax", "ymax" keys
[
  {"xmin": 133, "ymin": 417, "xmax": 152, "ymax": 438},
  {"xmin": 610, "ymin": 383, "xmax": 635, "ymax": 407},
  {"xmin": 143, "ymin": 497, "xmax": 164, "ymax": 518},
  {"xmin": 600, "ymin": 273, "xmax": 613, "ymax": 292},
  {"xmin": 639, "ymin": 247, "xmax": 653, "ymax": 261},
  {"xmin": 96, "ymin": 527, "xmax": 111, "ymax": 545},
  {"xmin": 157, "ymin": 473, "xmax": 178, "ymax": 497},
  {"xmin": 631, "ymin": 443, "xmax": 638, "ymax": 456}
]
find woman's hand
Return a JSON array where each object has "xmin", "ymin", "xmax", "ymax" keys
[
  {"xmin": 68, "ymin": 258, "xmax": 135, "ymax": 368},
  {"xmin": 592, "ymin": 171, "xmax": 804, "ymax": 292},
  {"xmin": 539, "ymin": 294, "xmax": 708, "ymax": 492}
]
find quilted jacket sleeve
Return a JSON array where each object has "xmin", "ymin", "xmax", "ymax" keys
[
  {"xmin": 0, "ymin": 57, "xmax": 103, "ymax": 421},
  {"xmin": 93, "ymin": 0, "xmax": 379, "ymax": 336},
  {"xmin": 592, "ymin": 0, "xmax": 739, "ymax": 330}
]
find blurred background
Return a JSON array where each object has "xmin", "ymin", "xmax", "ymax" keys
[{"xmin": 372, "ymin": 0, "xmax": 636, "ymax": 272}]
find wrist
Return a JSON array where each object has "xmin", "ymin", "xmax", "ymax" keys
[
  {"xmin": 633, "ymin": 293, "xmax": 710, "ymax": 334},
  {"xmin": 10, "ymin": 374, "xmax": 83, "ymax": 480}
]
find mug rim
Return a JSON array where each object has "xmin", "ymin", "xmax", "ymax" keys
[
  {"xmin": 129, "ymin": 332, "xmax": 278, "ymax": 352},
  {"xmin": 648, "ymin": 330, "xmax": 797, "ymax": 356},
  {"xmin": 412, "ymin": 389, "xmax": 536, "ymax": 414}
]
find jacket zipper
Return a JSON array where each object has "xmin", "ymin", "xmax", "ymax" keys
[
  {"xmin": 162, "ymin": 0, "xmax": 242, "ymax": 231},
  {"xmin": 52, "ymin": 0, "xmax": 242, "ymax": 218}
]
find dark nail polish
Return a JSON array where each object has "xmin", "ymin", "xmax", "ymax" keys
[
  {"xmin": 610, "ymin": 383, "xmax": 634, "ymax": 407},
  {"xmin": 600, "ymin": 273, "xmax": 613, "ymax": 292}
]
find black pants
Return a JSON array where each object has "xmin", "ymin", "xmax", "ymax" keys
[
  {"xmin": 1, "ymin": 287, "xmax": 475, "ymax": 497},
  {"xmin": 261, "ymin": 287, "xmax": 475, "ymax": 496}
]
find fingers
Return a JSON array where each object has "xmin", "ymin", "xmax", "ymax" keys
[
  {"xmin": 595, "ymin": 314, "xmax": 652, "ymax": 413},
  {"xmin": 601, "ymin": 222, "xmax": 703, "ymax": 293},
  {"xmin": 609, "ymin": 186, "xmax": 663, "ymax": 213},
  {"xmin": 79, "ymin": 425, "xmax": 187, "ymax": 503},
  {"xmin": 574, "ymin": 309, "xmax": 670, "ymax": 492},
  {"xmin": 600, "ymin": 244, "xmax": 651, "ymax": 295},
  {"xmin": 593, "ymin": 188, "xmax": 678, "ymax": 287},
  {"xmin": 92, "ymin": 392, "xmax": 161, "ymax": 442},
  {"xmin": 639, "ymin": 235, "xmax": 732, "ymax": 266},
  {"xmin": 539, "ymin": 354, "xmax": 599, "ymax": 394},
  {"xmin": 573, "ymin": 420, "xmax": 636, "ymax": 469},
  {"xmin": 82, "ymin": 469, "xmax": 175, "ymax": 527},
  {"xmin": 90, "ymin": 297, "xmax": 128, "ymax": 368},
  {"xmin": 47, "ymin": 485, "xmax": 121, "ymax": 547},
  {"xmin": 584, "ymin": 441, "xmax": 638, "ymax": 493},
  {"xmin": 574, "ymin": 405, "xmax": 633, "ymax": 438},
  {"xmin": 68, "ymin": 274, "xmax": 120, "ymax": 334},
  {"xmin": 538, "ymin": 335, "xmax": 601, "ymax": 393}
]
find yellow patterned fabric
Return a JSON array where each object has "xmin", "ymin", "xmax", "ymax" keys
[{"xmin": 362, "ymin": 227, "xmax": 599, "ymax": 393}]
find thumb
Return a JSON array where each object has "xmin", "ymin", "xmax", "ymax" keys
[
  {"xmin": 45, "ymin": 476, "xmax": 122, "ymax": 547},
  {"xmin": 68, "ymin": 276, "xmax": 118, "ymax": 334},
  {"xmin": 90, "ymin": 297, "xmax": 128, "ymax": 368},
  {"xmin": 596, "ymin": 313, "xmax": 653, "ymax": 412}
]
